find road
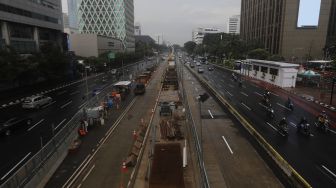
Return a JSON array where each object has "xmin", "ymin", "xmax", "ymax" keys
[
  {"xmin": 188, "ymin": 62, "xmax": 336, "ymax": 188},
  {"xmin": 0, "ymin": 59, "xmax": 155, "ymax": 185}
]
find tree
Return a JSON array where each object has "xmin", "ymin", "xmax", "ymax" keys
[
  {"xmin": 0, "ymin": 46, "xmax": 24, "ymax": 86},
  {"xmin": 248, "ymin": 48, "xmax": 270, "ymax": 60},
  {"xmin": 184, "ymin": 41, "xmax": 197, "ymax": 54}
]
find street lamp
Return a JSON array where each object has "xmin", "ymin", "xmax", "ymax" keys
[{"xmin": 78, "ymin": 60, "xmax": 89, "ymax": 102}]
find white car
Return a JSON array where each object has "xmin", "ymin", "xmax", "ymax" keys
[
  {"xmin": 196, "ymin": 62, "xmax": 201, "ymax": 66},
  {"xmin": 22, "ymin": 95, "xmax": 52, "ymax": 109}
]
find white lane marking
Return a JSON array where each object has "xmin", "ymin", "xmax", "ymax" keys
[
  {"xmin": 43, "ymin": 101, "xmax": 56, "ymax": 108},
  {"xmin": 221, "ymin": 136, "xmax": 233, "ymax": 154},
  {"xmin": 241, "ymin": 103, "xmax": 251, "ymax": 111},
  {"xmin": 271, "ymin": 92, "xmax": 279, "ymax": 97},
  {"xmin": 1, "ymin": 152, "xmax": 31, "ymax": 180},
  {"xmin": 266, "ymin": 122, "xmax": 278, "ymax": 131},
  {"xmin": 258, "ymin": 103, "xmax": 267, "ymax": 109},
  {"xmin": 240, "ymin": 92, "xmax": 248, "ymax": 97},
  {"xmin": 62, "ymin": 154, "xmax": 91, "ymax": 188},
  {"xmin": 254, "ymin": 92, "xmax": 263, "ymax": 97},
  {"xmin": 55, "ymin": 119, "xmax": 67, "ymax": 130},
  {"xmin": 27, "ymin": 119, "xmax": 45, "ymax": 131},
  {"xmin": 221, "ymin": 80, "xmax": 225, "ymax": 83},
  {"xmin": 61, "ymin": 100, "xmax": 73, "ymax": 109},
  {"xmin": 208, "ymin": 110, "xmax": 214, "ymax": 119},
  {"xmin": 81, "ymin": 164, "xmax": 95, "ymax": 183},
  {"xmin": 57, "ymin": 90, "xmax": 67, "ymax": 96},
  {"xmin": 289, "ymin": 122, "xmax": 297, "ymax": 128},
  {"xmin": 322, "ymin": 165, "xmax": 336, "ymax": 178},
  {"xmin": 70, "ymin": 91, "xmax": 80, "ymax": 95},
  {"xmin": 276, "ymin": 103, "xmax": 291, "ymax": 111},
  {"xmin": 229, "ymin": 84, "xmax": 234, "ymax": 88},
  {"xmin": 227, "ymin": 91, "xmax": 233, "ymax": 96},
  {"xmin": 78, "ymin": 102, "xmax": 87, "ymax": 109},
  {"xmin": 329, "ymin": 129, "xmax": 336, "ymax": 135}
]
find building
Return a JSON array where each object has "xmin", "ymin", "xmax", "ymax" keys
[
  {"xmin": 192, "ymin": 28, "xmax": 221, "ymax": 44},
  {"xmin": 241, "ymin": 0, "xmax": 336, "ymax": 60},
  {"xmin": 135, "ymin": 22, "xmax": 141, "ymax": 36},
  {"xmin": 240, "ymin": 59, "xmax": 299, "ymax": 88},
  {"xmin": 0, "ymin": 0, "xmax": 63, "ymax": 53},
  {"xmin": 76, "ymin": 0, "xmax": 135, "ymax": 52},
  {"xmin": 227, "ymin": 15, "xmax": 240, "ymax": 34},
  {"xmin": 69, "ymin": 34, "xmax": 123, "ymax": 57}
]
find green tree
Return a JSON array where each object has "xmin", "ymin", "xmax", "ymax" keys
[
  {"xmin": 248, "ymin": 48, "xmax": 270, "ymax": 60},
  {"xmin": 0, "ymin": 46, "xmax": 24, "ymax": 86},
  {"xmin": 184, "ymin": 41, "xmax": 197, "ymax": 54}
]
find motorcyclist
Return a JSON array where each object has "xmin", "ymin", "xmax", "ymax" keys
[
  {"xmin": 317, "ymin": 111, "xmax": 327, "ymax": 126},
  {"xmin": 299, "ymin": 117, "xmax": 307, "ymax": 126},
  {"xmin": 279, "ymin": 117, "xmax": 287, "ymax": 129},
  {"xmin": 238, "ymin": 79, "xmax": 243, "ymax": 87}
]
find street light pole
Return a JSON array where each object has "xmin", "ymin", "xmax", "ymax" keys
[{"xmin": 78, "ymin": 60, "xmax": 89, "ymax": 102}]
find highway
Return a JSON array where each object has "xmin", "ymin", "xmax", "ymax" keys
[
  {"xmin": 187, "ymin": 62, "xmax": 336, "ymax": 188},
  {"xmin": 0, "ymin": 59, "xmax": 155, "ymax": 185}
]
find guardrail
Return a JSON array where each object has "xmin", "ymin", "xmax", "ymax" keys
[
  {"xmin": 186, "ymin": 64, "xmax": 312, "ymax": 188},
  {"xmin": 0, "ymin": 60, "xmax": 155, "ymax": 188},
  {"xmin": 178, "ymin": 63, "xmax": 210, "ymax": 188}
]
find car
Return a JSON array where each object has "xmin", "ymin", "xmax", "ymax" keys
[
  {"xmin": 198, "ymin": 68, "xmax": 204, "ymax": 73},
  {"xmin": 196, "ymin": 62, "xmax": 201, "ymax": 66},
  {"xmin": 159, "ymin": 102, "xmax": 172, "ymax": 116},
  {"xmin": 22, "ymin": 95, "xmax": 52, "ymax": 109},
  {"xmin": 208, "ymin": 66, "xmax": 214, "ymax": 71},
  {"xmin": 134, "ymin": 83, "xmax": 146, "ymax": 95},
  {"xmin": 0, "ymin": 117, "xmax": 33, "ymax": 136},
  {"xmin": 190, "ymin": 63, "xmax": 195, "ymax": 68},
  {"xmin": 205, "ymin": 61, "xmax": 209, "ymax": 65}
]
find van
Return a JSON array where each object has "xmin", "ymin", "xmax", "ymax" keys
[{"xmin": 134, "ymin": 83, "xmax": 146, "ymax": 95}]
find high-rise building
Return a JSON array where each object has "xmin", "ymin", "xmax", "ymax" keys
[
  {"xmin": 241, "ymin": 0, "xmax": 336, "ymax": 60},
  {"xmin": 76, "ymin": 0, "xmax": 135, "ymax": 52},
  {"xmin": 227, "ymin": 15, "xmax": 240, "ymax": 34},
  {"xmin": 0, "ymin": 0, "xmax": 63, "ymax": 53},
  {"xmin": 67, "ymin": 0, "xmax": 79, "ymax": 34},
  {"xmin": 192, "ymin": 28, "xmax": 221, "ymax": 44},
  {"xmin": 135, "ymin": 22, "xmax": 141, "ymax": 36}
]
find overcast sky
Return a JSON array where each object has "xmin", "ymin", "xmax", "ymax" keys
[{"xmin": 62, "ymin": 0, "xmax": 241, "ymax": 45}]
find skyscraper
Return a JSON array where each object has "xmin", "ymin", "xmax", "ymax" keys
[
  {"xmin": 76, "ymin": 0, "xmax": 135, "ymax": 51},
  {"xmin": 135, "ymin": 22, "xmax": 141, "ymax": 36},
  {"xmin": 241, "ymin": 0, "xmax": 336, "ymax": 60},
  {"xmin": 227, "ymin": 15, "xmax": 240, "ymax": 35},
  {"xmin": 192, "ymin": 28, "xmax": 221, "ymax": 44}
]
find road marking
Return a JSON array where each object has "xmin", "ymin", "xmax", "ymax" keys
[
  {"xmin": 43, "ymin": 101, "xmax": 56, "ymax": 108},
  {"xmin": 61, "ymin": 100, "xmax": 73, "ymax": 109},
  {"xmin": 78, "ymin": 102, "xmax": 87, "ymax": 109},
  {"xmin": 289, "ymin": 122, "xmax": 297, "ymax": 128},
  {"xmin": 63, "ymin": 154, "xmax": 91, "ymax": 188},
  {"xmin": 81, "ymin": 164, "xmax": 95, "ymax": 184},
  {"xmin": 55, "ymin": 119, "xmax": 67, "ymax": 130},
  {"xmin": 70, "ymin": 91, "xmax": 80, "ymax": 95},
  {"xmin": 27, "ymin": 119, "xmax": 45, "ymax": 131},
  {"xmin": 271, "ymin": 92, "xmax": 279, "ymax": 97},
  {"xmin": 1, "ymin": 152, "xmax": 31, "ymax": 180},
  {"xmin": 208, "ymin": 110, "xmax": 214, "ymax": 119},
  {"xmin": 221, "ymin": 136, "xmax": 233, "ymax": 154},
  {"xmin": 276, "ymin": 103, "xmax": 291, "ymax": 111},
  {"xmin": 240, "ymin": 92, "xmax": 248, "ymax": 97},
  {"xmin": 254, "ymin": 92, "xmax": 263, "ymax": 97},
  {"xmin": 227, "ymin": 91, "xmax": 233, "ymax": 96},
  {"xmin": 258, "ymin": 103, "xmax": 267, "ymax": 109},
  {"xmin": 221, "ymin": 80, "xmax": 225, "ymax": 83},
  {"xmin": 229, "ymin": 84, "xmax": 234, "ymax": 88},
  {"xmin": 57, "ymin": 90, "xmax": 67, "ymax": 95},
  {"xmin": 322, "ymin": 165, "xmax": 336, "ymax": 178},
  {"xmin": 241, "ymin": 103, "xmax": 251, "ymax": 111},
  {"xmin": 266, "ymin": 122, "xmax": 278, "ymax": 131}
]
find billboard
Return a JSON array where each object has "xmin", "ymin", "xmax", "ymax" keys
[{"xmin": 297, "ymin": 0, "xmax": 322, "ymax": 28}]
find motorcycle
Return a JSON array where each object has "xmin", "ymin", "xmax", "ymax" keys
[
  {"xmin": 287, "ymin": 100, "xmax": 294, "ymax": 111},
  {"xmin": 315, "ymin": 119, "xmax": 330, "ymax": 133},
  {"xmin": 297, "ymin": 123, "xmax": 310, "ymax": 136},
  {"xmin": 278, "ymin": 122, "xmax": 289, "ymax": 136},
  {"xmin": 267, "ymin": 108, "xmax": 275, "ymax": 119},
  {"xmin": 238, "ymin": 81, "xmax": 243, "ymax": 88},
  {"xmin": 263, "ymin": 95, "xmax": 270, "ymax": 105}
]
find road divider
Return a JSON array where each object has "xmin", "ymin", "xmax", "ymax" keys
[{"xmin": 186, "ymin": 65, "xmax": 312, "ymax": 188}]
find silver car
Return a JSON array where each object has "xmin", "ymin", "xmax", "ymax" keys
[{"xmin": 22, "ymin": 95, "xmax": 52, "ymax": 109}]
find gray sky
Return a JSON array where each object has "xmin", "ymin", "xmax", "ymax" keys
[{"xmin": 62, "ymin": 0, "xmax": 241, "ymax": 45}]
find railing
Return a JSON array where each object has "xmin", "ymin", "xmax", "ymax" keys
[{"xmin": 177, "ymin": 61, "xmax": 210, "ymax": 188}]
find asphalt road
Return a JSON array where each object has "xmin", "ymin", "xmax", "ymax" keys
[
  {"xmin": 0, "ymin": 59, "xmax": 156, "ymax": 185},
  {"xmin": 187, "ymin": 62, "xmax": 336, "ymax": 188}
]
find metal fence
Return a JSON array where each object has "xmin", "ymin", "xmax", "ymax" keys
[
  {"xmin": 177, "ymin": 61, "xmax": 210, "ymax": 188},
  {"xmin": 0, "ymin": 65, "xmax": 139, "ymax": 188}
]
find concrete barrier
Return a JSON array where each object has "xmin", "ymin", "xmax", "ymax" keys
[{"xmin": 186, "ymin": 65, "xmax": 312, "ymax": 188}]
